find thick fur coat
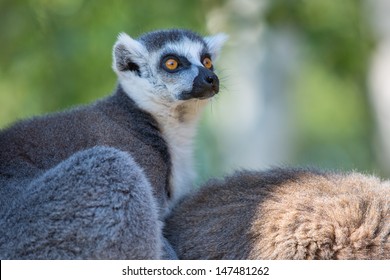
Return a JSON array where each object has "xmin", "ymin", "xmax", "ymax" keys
[
  {"xmin": 1, "ymin": 146, "xmax": 162, "ymax": 259},
  {"xmin": 0, "ymin": 28, "xmax": 226, "ymax": 259},
  {"xmin": 165, "ymin": 169, "xmax": 390, "ymax": 259},
  {"xmin": 0, "ymin": 87, "xmax": 172, "ymax": 259}
]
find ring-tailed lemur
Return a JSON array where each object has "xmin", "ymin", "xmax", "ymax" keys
[
  {"xmin": 165, "ymin": 168, "xmax": 390, "ymax": 259},
  {"xmin": 0, "ymin": 29, "xmax": 227, "ymax": 259}
]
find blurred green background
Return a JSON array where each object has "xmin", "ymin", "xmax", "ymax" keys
[{"xmin": 1, "ymin": 0, "xmax": 389, "ymax": 184}]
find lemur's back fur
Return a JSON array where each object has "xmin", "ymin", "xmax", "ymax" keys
[
  {"xmin": 164, "ymin": 169, "xmax": 390, "ymax": 259},
  {"xmin": 0, "ymin": 86, "xmax": 171, "ymax": 212}
]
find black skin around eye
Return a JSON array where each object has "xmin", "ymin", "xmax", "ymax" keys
[
  {"xmin": 200, "ymin": 53, "xmax": 213, "ymax": 71},
  {"xmin": 161, "ymin": 53, "xmax": 214, "ymax": 72},
  {"xmin": 161, "ymin": 54, "xmax": 191, "ymax": 72}
]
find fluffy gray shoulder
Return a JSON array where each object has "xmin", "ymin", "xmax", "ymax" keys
[{"xmin": 0, "ymin": 146, "xmax": 165, "ymax": 259}]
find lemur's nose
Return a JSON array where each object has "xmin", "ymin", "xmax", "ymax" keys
[
  {"xmin": 203, "ymin": 72, "xmax": 219, "ymax": 93},
  {"xmin": 178, "ymin": 67, "xmax": 220, "ymax": 100},
  {"xmin": 203, "ymin": 70, "xmax": 219, "ymax": 90},
  {"xmin": 206, "ymin": 75, "xmax": 215, "ymax": 84}
]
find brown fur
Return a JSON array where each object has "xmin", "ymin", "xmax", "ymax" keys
[{"xmin": 164, "ymin": 168, "xmax": 390, "ymax": 259}]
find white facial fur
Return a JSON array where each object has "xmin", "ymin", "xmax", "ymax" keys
[
  {"xmin": 204, "ymin": 33, "xmax": 229, "ymax": 60},
  {"xmin": 112, "ymin": 31, "xmax": 227, "ymax": 206}
]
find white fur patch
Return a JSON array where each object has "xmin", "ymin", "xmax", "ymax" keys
[
  {"xmin": 164, "ymin": 38, "xmax": 206, "ymax": 67},
  {"xmin": 204, "ymin": 33, "xmax": 229, "ymax": 60},
  {"xmin": 160, "ymin": 99, "xmax": 209, "ymax": 206},
  {"xmin": 119, "ymin": 74, "xmax": 209, "ymax": 205}
]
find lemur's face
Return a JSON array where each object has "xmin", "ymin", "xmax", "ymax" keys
[{"xmin": 112, "ymin": 29, "xmax": 227, "ymax": 104}]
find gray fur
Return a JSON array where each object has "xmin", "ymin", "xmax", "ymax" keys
[
  {"xmin": 164, "ymin": 168, "xmax": 390, "ymax": 259},
  {"xmin": 138, "ymin": 29, "xmax": 207, "ymax": 52},
  {"xmin": 0, "ymin": 87, "xmax": 172, "ymax": 214},
  {"xmin": 161, "ymin": 237, "xmax": 179, "ymax": 260},
  {"xmin": 1, "ymin": 147, "xmax": 161, "ymax": 259},
  {"xmin": 0, "ymin": 29, "xmax": 226, "ymax": 259},
  {"xmin": 0, "ymin": 88, "xmax": 170, "ymax": 259}
]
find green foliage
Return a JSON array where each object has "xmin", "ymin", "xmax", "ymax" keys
[
  {"xmin": 265, "ymin": 0, "xmax": 378, "ymax": 173},
  {"xmin": 265, "ymin": 0, "xmax": 374, "ymax": 79}
]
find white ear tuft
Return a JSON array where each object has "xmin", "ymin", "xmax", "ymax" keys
[
  {"xmin": 115, "ymin": 32, "xmax": 146, "ymax": 55},
  {"xmin": 112, "ymin": 32, "xmax": 148, "ymax": 75},
  {"xmin": 204, "ymin": 33, "xmax": 229, "ymax": 60}
]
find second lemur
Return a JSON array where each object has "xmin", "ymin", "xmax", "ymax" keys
[{"xmin": 165, "ymin": 168, "xmax": 390, "ymax": 259}]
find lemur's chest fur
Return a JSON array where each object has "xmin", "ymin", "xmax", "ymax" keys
[
  {"xmin": 122, "ymin": 81, "xmax": 207, "ymax": 204},
  {"xmin": 157, "ymin": 100, "xmax": 207, "ymax": 204}
]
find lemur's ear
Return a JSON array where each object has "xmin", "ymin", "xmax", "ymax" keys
[
  {"xmin": 112, "ymin": 33, "xmax": 148, "ymax": 76},
  {"xmin": 204, "ymin": 33, "xmax": 228, "ymax": 61}
]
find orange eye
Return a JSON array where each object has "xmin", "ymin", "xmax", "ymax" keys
[
  {"xmin": 165, "ymin": 58, "xmax": 179, "ymax": 71},
  {"xmin": 203, "ymin": 57, "xmax": 213, "ymax": 69}
]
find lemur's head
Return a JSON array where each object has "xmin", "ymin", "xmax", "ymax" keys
[{"xmin": 112, "ymin": 29, "xmax": 227, "ymax": 113}]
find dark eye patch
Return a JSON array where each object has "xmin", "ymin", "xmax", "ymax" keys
[
  {"xmin": 200, "ymin": 53, "xmax": 214, "ymax": 71},
  {"xmin": 160, "ymin": 54, "xmax": 191, "ymax": 72},
  {"xmin": 200, "ymin": 53, "xmax": 211, "ymax": 60}
]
